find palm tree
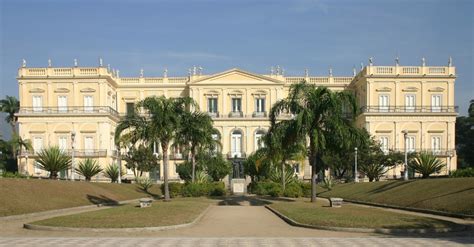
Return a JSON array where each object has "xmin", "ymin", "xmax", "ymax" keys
[
  {"xmin": 175, "ymin": 111, "xmax": 220, "ymax": 182},
  {"xmin": 75, "ymin": 158, "xmax": 103, "ymax": 181},
  {"xmin": 270, "ymin": 82, "xmax": 361, "ymax": 202},
  {"xmin": 115, "ymin": 96, "xmax": 195, "ymax": 201},
  {"xmin": 35, "ymin": 146, "xmax": 72, "ymax": 179},
  {"xmin": 103, "ymin": 163, "xmax": 123, "ymax": 183},
  {"xmin": 0, "ymin": 96, "xmax": 20, "ymax": 136},
  {"xmin": 409, "ymin": 152, "xmax": 445, "ymax": 178},
  {"xmin": 9, "ymin": 134, "xmax": 32, "ymax": 160}
]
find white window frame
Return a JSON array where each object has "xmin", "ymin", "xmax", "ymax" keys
[
  {"xmin": 231, "ymin": 130, "xmax": 242, "ymax": 157},
  {"xmin": 405, "ymin": 94, "xmax": 415, "ymax": 112},
  {"xmin": 84, "ymin": 136, "xmax": 94, "ymax": 155},
  {"xmin": 58, "ymin": 136, "xmax": 68, "ymax": 151},
  {"xmin": 378, "ymin": 94, "xmax": 389, "ymax": 112},
  {"xmin": 84, "ymin": 95, "xmax": 94, "ymax": 112},
  {"xmin": 232, "ymin": 98, "xmax": 242, "ymax": 113},
  {"xmin": 208, "ymin": 98, "xmax": 218, "ymax": 113},
  {"xmin": 431, "ymin": 94, "xmax": 442, "ymax": 112},
  {"xmin": 32, "ymin": 95, "xmax": 43, "ymax": 112},
  {"xmin": 379, "ymin": 136, "xmax": 389, "ymax": 154},
  {"xmin": 57, "ymin": 95, "xmax": 68, "ymax": 113},
  {"xmin": 406, "ymin": 136, "xmax": 416, "ymax": 153},
  {"xmin": 255, "ymin": 98, "xmax": 265, "ymax": 113},
  {"xmin": 254, "ymin": 131, "xmax": 265, "ymax": 151},
  {"xmin": 431, "ymin": 136, "xmax": 442, "ymax": 154},
  {"xmin": 33, "ymin": 137, "xmax": 43, "ymax": 174}
]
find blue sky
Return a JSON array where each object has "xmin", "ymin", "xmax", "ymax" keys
[{"xmin": 0, "ymin": 0, "xmax": 473, "ymax": 138}]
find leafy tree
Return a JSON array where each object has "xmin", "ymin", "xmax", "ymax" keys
[
  {"xmin": 409, "ymin": 152, "xmax": 445, "ymax": 178},
  {"xmin": 122, "ymin": 144, "xmax": 160, "ymax": 179},
  {"xmin": 8, "ymin": 134, "xmax": 32, "ymax": 161},
  {"xmin": 103, "ymin": 163, "xmax": 123, "ymax": 183},
  {"xmin": 243, "ymin": 150, "xmax": 272, "ymax": 183},
  {"xmin": 176, "ymin": 161, "xmax": 194, "ymax": 181},
  {"xmin": 175, "ymin": 111, "xmax": 220, "ymax": 182},
  {"xmin": 456, "ymin": 99, "xmax": 474, "ymax": 168},
  {"xmin": 270, "ymin": 82, "xmax": 362, "ymax": 202},
  {"xmin": 115, "ymin": 96, "xmax": 195, "ymax": 201},
  {"xmin": 200, "ymin": 152, "xmax": 232, "ymax": 181},
  {"xmin": 35, "ymin": 146, "xmax": 71, "ymax": 179},
  {"xmin": 75, "ymin": 158, "xmax": 103, "ymax": 181}
]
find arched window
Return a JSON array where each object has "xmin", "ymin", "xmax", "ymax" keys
[
  {"xmin": 231, "ymin": 130, "xmax": 243, "ymax": 158},
  {"xmin": 255, "ymin": 130, "xmax": 266, "ymax": 151},
  {"xmin": 211, "ymin": 133, "xmax": 221, "ymax": 153}
]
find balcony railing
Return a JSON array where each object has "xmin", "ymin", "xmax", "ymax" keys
[
  {"xmin": 391, "ymin": 149, "xmax": 455, "ymax": 157},
  {"xmin": 207, "ymin": 112, "xmax": 219, "ymax": 118},
  {"xmin": 18, "ymin": 106, "xmax": 119, "ymax": 116},
  {"xmin": 229, "ymin": 111, "xmax": 244, "ymax": 118},
  {"xmin": 20, "ymin": 149, "xmax": 108, "ymax": 157},
  {"xmin": 227, "ymin": 152, "xmax": 246, "ymax": 159},
  {"xmin": 169, "ymin": 153, "xmax": 184, "ymax": 160},
  {"xmin": 361, "ymin": 106, "xmax": 458, "ymax": 114},
  {"xmin": 252, "ymin": 111, "xmax": 267, "ymax": 118}
]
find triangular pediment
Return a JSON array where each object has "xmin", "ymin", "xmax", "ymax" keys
[{"xmin": 190, "ymin": 68, "xmax": 284, "ymax": 85}]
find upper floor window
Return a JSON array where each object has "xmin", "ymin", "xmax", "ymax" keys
[
  {"xmin": 32, "ymin": 96, "xmax": 43, "ymax": 112},
  {"xmin": 208, "ymin": 98, "xmax": 218, "ymax": 113},
  {"xmin": 378, "ymin": 94, "xmax": 389, "ymax": 112},
  {"xmin": 84, "ymin": 96, "xmax": 93, "ymax": 112},
  {"xmin": 405, "ymin": 95, "xmax": 415, "ymax": 112},
  {"xmin": 431, "ymin": 95, "xmax": 442, "ymax": 112},
  {"xmin": 232, "ymin": 98, "xmax": 242, "ymax": 113},
  {"xmin": 255, "ymin": 98, "xmax": 265, "ymax": 113},
  {"xmin": 126, "ymin": 102, "xmax": 135, "ymax": 116},
  {"xmin": 58, "ymin": 96, "xmax": 67, "ymax": 113}
]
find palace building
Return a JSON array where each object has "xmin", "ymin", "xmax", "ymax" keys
[{"xmin": 15, "ymin": 58, "xmax": 458, "ymax": 181}]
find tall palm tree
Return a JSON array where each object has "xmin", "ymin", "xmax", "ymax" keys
[
  {"xmin": 270, "ymin": 82, "xmax": 361, "ymax": 202},
  {"xmin": 115, "ymin": 96, "xmax": 195, "ymax": 201},
  {"xmin": 9, "ymin": 134, "xmax": 32, "ymax": 160},
  {"xmin": 175, "ymin": 111, "xmax": 220, "ymax": 182},
  {"xmin": 0, "ymin": 96, "xmax": 20, "ymax": 136}
]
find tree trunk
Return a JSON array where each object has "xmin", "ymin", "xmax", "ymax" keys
[
  {"xmin": 162, "ymin": 142, "xmax": 170, "ymax": 201},
  {"xmin": 281, "ymin": 161, "xmax": 286, "ymax": 191},
  {"xmin": 191, "ymin": 147, "xmax": 196, "ymax": 183}
]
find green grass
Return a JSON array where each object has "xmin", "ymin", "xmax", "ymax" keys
[
  {"xmin": 31, "ymin": 198, "xmax": 212, "ymax": 228},
  {"xmin": 0, "ymin": 178, "xmax": 161, "ymax": 216},
  {"xmin": 316, "ymin": 178, "xmax": 474, "ymax": 215},
  {"xmin": 269, "ymin": 199, "xmax": 457, "ymax": 229}
]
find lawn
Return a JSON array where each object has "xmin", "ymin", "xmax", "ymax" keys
[
  {"xmin": 268, "ymin": 199, "xmax": 457, "ymax": 229},
  {"xmin": 317, "ymin": 178, "xmax": 474, "ymax": 216},
  {"xmin": 0, "ymin": 178, "xmax": 161, "ymax": 216},
  {"xmin": 31, "ymin": 198, "xmax": 212, "ymax": 228}
]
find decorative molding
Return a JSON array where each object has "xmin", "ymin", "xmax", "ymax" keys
[
  {"xmin": 80, "ymin": 88, "xmax": 96, "ymax": 93},
  {"xmin": 29, "ymin": 131, "xmax": 45, "ymax": 134},
  {"xmin": 376, "ymin": 87, "xmax": 392, "ymax": 92},
  {"xmin": 428, "ymin": 87, "xmax": 445, "ymax": 92},
  {"xmin": 428, "ymin": 130, "xmax": 444, "ymax": 133},
  {"xmin": 29, "ymin": 88, "xmax": 45, "ymax": 93},
  {"xmin": 402, "ymin": 87, "xmax": 419, "ymax": 92},
  {"xmin": 80, "ymin": 130, "xmax": 96, "ymax": 133},
  {"xmin": 54, "ymin": 88, "xmax": 70, "ymax": 93},
  {"xmin": 375, "ymin": 130, "xmax": 392, "ymax": 133}
]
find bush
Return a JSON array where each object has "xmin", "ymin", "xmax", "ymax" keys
[
  {"xmin": 409, "ymin": 152, "xmax": 445, "ymax": 178},
  {"xmin": 283, "ymin": 183, "xmax": 303, "ymax": 198},
  {"xmin": 103, "ymin": 163, "xmax": 122, "ymax": 183},
  {"xmin": 252, "ymin": 181, "xmax": 282, "ymax": 197},
  {"xmin": 1, "ymin": 172, "xmax": 27, "ymax": 178},
  {"xmin": 161, "ymin": 182, "xmax": 184, "ymax": 198},
  {"xmin": 450, "ymin": 167, "xmax": 474, "ymax": 178},
  {"xmin": 209, "ymin": 181, "xmax": 226, "ymax": 196},
  {"xmin": 321, "ymin": 177, "xmax": 334, "ymax": 191},
  {"xmin": 75, "ymin": 158, "xmax": 102, "ymax": 181},
  {"xmin": 182, "ymin": 182, "xmax": 210, "ymax": 197},
  {"xmin": 300, "ymin": 182, "xmax": 312, "ymax": 197},
  {"xmin": 137, "ymin": 177, "xmax": 154, "ymax": 193}
]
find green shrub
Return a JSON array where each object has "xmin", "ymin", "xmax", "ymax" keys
[
  {"xmin": 321, "ymin": 177, "xmax": 334, "ymax": 191},
  {"xmin": 300, "ymin": 182, "xmax": 312, "ymax": 197},
  {"xmin": 182, "ymin": 182, "xmax": 210, "ymax": 197},
  {"xmin": 209, "ymin": 181, "xmax": 226, "ymax": 196},
  {"xmin": 137, "ymin": 177, "xmax": 154, "ymax": 193},
  {"xmin": 283, "ymin": 183, "xmax": 303, "ymax": 198},
  {"xmin": 450, "ymin": 167, "xmax": 474, "ymax": 178},
  {"xmin": 253, "ymin": 181, "xmax": 282, "ymax": 197},
  {"xmin": 267, "ymin": 183, "xmax": 283, "ymax": 197},
  {"xmin": 1, "ymin": 172, "xmax": 27, "ymax": 178},
  {"xmin": 75, "ymin": 158, "xmax": 102, "ymax": 181},
  {"xmin": 161, "ymin": 182, "xmax": 184, "ymax": 198}
]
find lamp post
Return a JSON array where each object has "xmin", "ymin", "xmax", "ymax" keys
[
  {"xmin": 448, "ymin": 152, "xmax": 453, "ymax": 176},
  {"xmin": 354, "ymin": 147, "xmax": 359, "ymax": 183},
  {"xmin": 25, "ymin": 153, "xmax": 29, "ymax": 177},
  {"xmin": 116, "ymin": 145, "xmax": 122, "ymax": 184},
  {"xmin": 402, "ymin": 130, "xmax": 409, "ymax": 181},
  {"xmin": 71, "ymin": 131, "xmax": 76, "ymax": 181}
]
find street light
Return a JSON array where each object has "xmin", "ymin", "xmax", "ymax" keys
[
  {"xmin": 71, "ymin": 131, "xmax": 76, "ymax": 181},
  {"xmin": 402, "ymin": 129, "xmax": 409, "ymax": 181},
  {"xmin": 448, "ymin": 152, "xmax": 453, "ymax": 176},
  {"xmin": 116, "ymin": 145, "xmax": 122, "ymax": 184},
  {"xmin": 25, "ymin": 153, "xmax": 29, "ymax": 177},
  {"xmin": 354, "ymin": 147, "xmax": 359, "ymax": 183}
]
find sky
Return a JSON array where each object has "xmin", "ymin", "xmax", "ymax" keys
[{"xmin": 0, "ymin": 0, "xmax": 473, "ymax": 138}]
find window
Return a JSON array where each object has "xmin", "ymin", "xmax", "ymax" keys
[
  {"xmin": 232, "ymin": 98, "xmax": 242, "ymax": 112},
  {"xmin": 293, "ymin": 164, "xmax": 300, "ymax": 174},
  {"xmin": 406, "ymin": 136, "xmax": 415, "ymax": 153},
  {"xmin": 255, "ymin": 98, "xmax": 265, "ymax": 113},
  {"xmin": 379, "ymin": 136, "xmax": 389, "ymax": 154},
  {"xmin": 431, "ymin": 136, "xmax": 441, "ymax": 154},
  {"xmin": 431, "ymin": 95, "xmax": 441, "ymax": 112},
  {"xmin": 32, "ymin": 96, "xmax": 43, "ymax": 112},
  {"xmin": 378, "ymin": 95, "xmax": 389, "ymax": 112},
  {"xmin": 211, "ymin": 134, "xmax": 220, "ymax": 153},
  {"xmin": 255, "ymin": 130, "xmax": 265, "ymax": 151},
  {"xmin": 208, "ymin": 98, "xmax": 218, "ymax": 113},
  {"xmin": 84, "ymin": 96, "xmax": 93, "ymax": 112},
  {"xmin": 126, "ymin": 102, "xmax": 135, "ymax": 116},
  {"xmin": 58, "ymin": 96, "xmax": 67, "ymax": 112},
  {"xmin": 84, "ymin": 136, "xmax": 94, "ymax": 155},
  {"xmin": 405, "ymin": 95, "xmax": 415, "ymax": 112},
  {"xmin": 231, "ymin": 130, "xmax": 242, "ymax": 157},
  {"xmin": 33, "ymin": 137, "xmax": 43, "ymax": 154},
  {"xmin": 58, "ymin": 136, "xmax": 68, "ymax": 151}
]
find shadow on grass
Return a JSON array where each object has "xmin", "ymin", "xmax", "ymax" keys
[
  {"xmin": 367, "ymin": 180, "xmax": 415, "ymax": 194},
  {"xmin": 134, "ymin": 187, "xmax": 162, "ymax": 200},
  {"xmin": 86, "ymin": 194, "xmax": 119, "ymax": 205},
  {"xmin": 217, "ymin": 195, "xmax": 295, "ymax": 206}
]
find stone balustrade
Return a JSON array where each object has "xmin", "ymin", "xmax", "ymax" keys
[{"xmin": 363, "ymin": 65, "xmax": 454, "ymax": 77}]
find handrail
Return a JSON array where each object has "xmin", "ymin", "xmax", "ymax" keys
[
  {"xmin": 361, "ymin": 105, "xmax": 458, "ymax": 113},
  {"xmin": 18, "ymin": 106, "xmax": 119, "ymax": 116}
]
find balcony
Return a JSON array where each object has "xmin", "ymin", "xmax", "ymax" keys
[
  {"xmin": 391, "ymin": 149, "xmax": 455, "ymax": 157},
  {"xmin": 18, "ymin": 106, "xmax": 119, "ymax": 117},
  {"xmin": 360, "ymin": 106, "xmax": 458, "ymax": 114},
  {"xmin": 207, "ymin": 112, "xmax": 219, "ymax": 118},
  {"xmin": 19, "ymin": 149, "xmax": 108, "ymax": 158},
  {"xmin": 252, "ymin": 111, "xmax": 267, "ymax": 118},
  {"xmin": 169, "ymin": 153, "xmax": 184, "ymax": 160},
  {"xmin": 229, "ymin": 111, "xmax": 244, "ymax": 118},
  {"xmin": 227, "ymin": 152, "xmax": 246, "ymax": 159}
]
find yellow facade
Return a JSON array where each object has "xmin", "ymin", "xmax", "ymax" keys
[{"xmin": 15, "ymin": 59, "xmax": 457, "ymax": 181}]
